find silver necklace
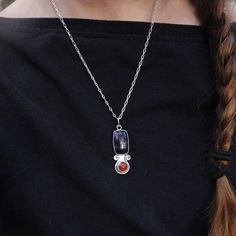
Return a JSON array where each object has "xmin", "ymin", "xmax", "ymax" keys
[{"xmin": 49, "ymin": 0, "xmax": 159, "ymax": 175}]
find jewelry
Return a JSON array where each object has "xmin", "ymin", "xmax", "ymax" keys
[{"xmin": 49, "ymin": 0, "xmax": 159, "ymax": 175}]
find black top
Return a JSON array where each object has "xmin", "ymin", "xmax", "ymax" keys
[{"xmin": 0, "ymin": 17, "xmax": 236, "ymax": 236}]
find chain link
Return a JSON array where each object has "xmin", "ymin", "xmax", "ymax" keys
[{"xmin": 49, "ymin": 0, "xmax": 159, "ymax": 124}]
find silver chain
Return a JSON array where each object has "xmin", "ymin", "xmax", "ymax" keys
[{"xmin": 49, "ymin": 0, "xmax": 159, "ymax": 126}]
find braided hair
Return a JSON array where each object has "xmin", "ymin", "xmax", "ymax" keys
[{"xmin": 191, "ymin": 0, "xmax": 236, "ymax": 235}]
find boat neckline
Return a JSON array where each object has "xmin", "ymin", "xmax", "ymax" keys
[{"xmin": 0, "ymin": 16, "xmax": 208, "ymax": 39}]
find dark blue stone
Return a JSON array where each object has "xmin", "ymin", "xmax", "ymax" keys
[{"xmin": 113, "ymin": 130, "xmax": 129, "ymax": 154}]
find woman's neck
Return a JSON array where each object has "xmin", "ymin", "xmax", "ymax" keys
[{"xmin": 0, "ymin": 0, "xmax": 201, "ymax": 25}]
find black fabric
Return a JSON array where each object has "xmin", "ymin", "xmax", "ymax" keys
[{"xmin": 0, "ymin": 17, "xmax": 236, "ymax": 236}]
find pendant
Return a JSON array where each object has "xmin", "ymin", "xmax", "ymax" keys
[{"xmin": 113, "ymin": 125, "xmax": 131, "ymax": 175}]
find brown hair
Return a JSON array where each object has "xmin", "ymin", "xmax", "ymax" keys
[{"xmin": 191, "ymin": 0, "xmax": 236, "ymax": 235}]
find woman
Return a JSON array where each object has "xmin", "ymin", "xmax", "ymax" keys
[{"xmin": 0, "ymin": 0, "xmax": 236, "ymax": 235}]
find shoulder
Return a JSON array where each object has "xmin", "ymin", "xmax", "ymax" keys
[
  {"xmin": 0, "ymin": 1, "xmax": 24, "ymax": 17},
  {"xmin": 0, "ymin": 0, "xmax": 54, "ymax": 18}
]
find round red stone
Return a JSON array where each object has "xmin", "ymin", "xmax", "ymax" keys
[{"xmin": 118, "ymin": 162, "xmax": 128, "ymax": 172}]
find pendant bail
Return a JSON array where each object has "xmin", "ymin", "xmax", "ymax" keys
[
  {"xmin": 117, "ymin": 117, "xmax": 121, "ymax": 125},
  {"xmin": 116, "ymin": 124, "xmax": 122, "ymax": 130},
  {"xmin": 116, "ymin": 118, "xmax": 122, "ymax": 130}
]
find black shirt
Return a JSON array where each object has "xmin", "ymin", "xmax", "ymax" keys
[{"xmin": 0, "ymin": 17, "xmax": 236, "ymax": 236}]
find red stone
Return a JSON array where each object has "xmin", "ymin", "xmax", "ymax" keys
[{"xmin": 118, "ymin": 162, "xmax": 128, "ymax": 172}]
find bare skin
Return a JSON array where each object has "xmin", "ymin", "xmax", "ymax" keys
[{"xmin": 0, "ymin": 0, "xmax": 202, "ymax": 25}]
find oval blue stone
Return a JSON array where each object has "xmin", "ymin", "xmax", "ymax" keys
[{"xmin": 113, "ymin": 130, "xmax": 129, "ymax": 154}]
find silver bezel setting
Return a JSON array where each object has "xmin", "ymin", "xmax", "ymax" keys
[{"xmin": 114, "ymin": 160, "xmax": 130, "ymax": 175}]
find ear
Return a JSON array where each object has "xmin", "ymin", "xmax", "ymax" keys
[{"xmin": 224, "ymin": 1, "xmax": 236, "ymax": 23}]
